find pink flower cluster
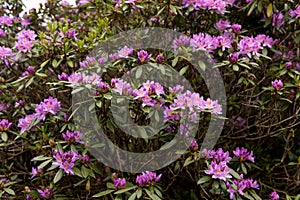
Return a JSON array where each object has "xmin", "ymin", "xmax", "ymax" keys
[
  {"xmin": 136, "ymin": 171, "xmax": 162, "ymax": 187},
  {"xmin": 290, "ymin": 5, "xmax": 300, "ymax": 19},
  {"xmin": 238, "ymin": 34, "xmax": 274, "ymax": 58},
  {"xmin": 132, "ymin": 80, "xmax": 164, "ymax": 107},
  {"xmin": 181, "ymin": 0, "xmax": 235, "ymax": 14},
  {"xmin": 202, "ymin": 148, "xmax": 232, "ymax": 181},
  {"xmin": 111, "ymin": 78, "xmax": 133, "ymax": 96},
  {"xmin": 62, "ymin": 130, "xmax": 84, "ymax": 144},
  {"xmin": 226, "ymin": 174, "xmax": 259, "ymax": 199},
  {"xmin": 0, "ymin": 16, "xmax": 14, "ymax": 26},
  {"xmin": 0, "ymin": 119, "xmax": 12, "ymax": 132},
  {"xmin": 14, "ymin": 29, "xmax": 36, "ymax": 53},
  {"xmin": 18, "ymin": 97, "xmax": 61, "ymax": 134},
  {"xmin": 112, "ymin": 178, "xmax": 126, "ymax": 190},
  {"xmin": 190, "ymin": 33, "xmax": 232, "ymax": 52},
  {"xmin": 52, "ymin": 150, "xmax": 79, "ymax": 174},
  {"xmin": 0, "ymin": 46, "xmax": 13, "ymax": 60},
  {"xmin": 233, "ymin": 147, "xmax": 255, "ymax": 163}
]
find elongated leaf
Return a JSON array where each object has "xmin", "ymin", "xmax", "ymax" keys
[
  {"xmin": 4, "ymin": 188, "xmax": 15, "ymax": 195},
  {"xmin": 128, "ymin": 191, "xmax": 137, "ymax": 200},
  {"xmin": 31, "ymin": 155, "xmax": 53, "ymax": 161},
  {"xmin": 197, "ymin": 176, "xmax": 211, "ymax": 185},
  {"xmin": 267, "ymin": 3, "xmax": 273, "ymax": 18},
  {"xmin": 114, "ymin": 186, "xmax": 137, "ymax": 194},
  {"xmin": 92, "ymin": 189, "xmax": 114, "ymax": 197},
  {"xmin": 145, "ymin": 189, "xmax": 161, "ymax": 200},
  {"xmin": 54, "ymin": 169, "xmax": 64, "ymax": 184}
]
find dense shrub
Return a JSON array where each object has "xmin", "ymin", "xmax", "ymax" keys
[{"xmin": 0, "ymin": 0, "xmax": 299, "ymax": 199}]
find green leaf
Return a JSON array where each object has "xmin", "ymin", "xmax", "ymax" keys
[
  {"xmin": 247, "ymin": 2, "xmax": 256, "ymax": 16},
  {"xmin": 92, "ymin": 189, "xmax": 114, "ymax": 197},
  {"xmin": 197, "ymin": 176, "xmax": 211, "ymax": 185},
  {"xmin": 52, "ymin": 59, "xmax": 58, "ymax": 68},
  {"xmin": 114, "ymin": 186, "xmax": 137, "ymax": 194},
  {"xmin": 81, "ymin": 165, "xmax": 90, "ymax": 179},
  {"xmin": 198, "ymin": 60, "xmax": 206, "ymax": 71},
  {"xmin": 172, "ymin": 56, "xmax": 179, "ymax": 67},
  {"xmin": 145, "ymin": 189, "xmax": 161, "ymax": 200},
  {"xmin": 179, "ymin": 66, "xmax": 189, "ymax": 76},
  {"xmin": 232, "ymin": 64, "xmax": 239, "ymax": 71},
  {"xmin": 107, "ymin": 182, "xmax": 115, "ymax": 189},
  {"xmin": 241, "ymin": 163, "xmax": 247, "ymax": 174},
  {"xmin": 183, "ymin": 157, "xmax": 194, "ymax": 167},
  {"xmin": 40, "ymin": 59, "xmax": 50, "ymax": 68},
  {"xmin": 128, "ymin": 191, "xmax": 137, "ymax": 200},
  {"xmin": 3, "ymin": 188, "xmax": 15, "ymax": 195},
  {"xmin": 136, "ymin": 67, "xmax": 142, "ymax": 79},
  {"xmin": 67, "ymin": 60, "xmax": 74, "ymax": 68},
  {"xmin": 154, "ymin": 187, "xmax": 162, "ymax": 198},
  {"xmin": 137, "ymin": 189, "xmax": 142, "ymax": 199},
  {"xmin": 286, "ymin": 194, "xmax": 292, "ymax": 200},
  {"xmin": 54, "ymin": 169, "xmax": 64, "ymax": 184},
  {"xmin": 230, "ymin": 170, "xmax": 241, "ymax": 180},
  {"xmin": 31, "ymin": 155, "xmax": 53, "ymax": 161},
  {"xmin": 1, "ymin": 132, "xmax": 8, "ymax": 142},
  {"xmin": 38, "ymin": 159, "xmax": 53, "ymax": 169},
  {"xmin": 244, "ymin": 192, "xmax": 255, "ymax": 200},
  {"xmin": 267, "ymin": 3, "xmax": 273, "ymax": 18},
  {"xmin": 249, "ymin": 190, "xmax": 262, "ymax": 200}
]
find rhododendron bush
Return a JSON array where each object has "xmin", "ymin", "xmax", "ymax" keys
[{"xmin": 0, "ymin": 0, "xmax": 300, "ymax": 199}]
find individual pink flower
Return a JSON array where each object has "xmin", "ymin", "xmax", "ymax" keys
[
  {"xmin": 233, "ymin": 147, "xmax": 255, "ymax": 163},
  {"xmin": 205, "ymin": 161, "xmax": 232, "ymax": 181},
  {"xmin": 269, "ymin": 190, "xmax": 279, "ymax": 200},
  {"xmin": 271, "ymin": 79, "xmax": 283, "ymax": 91}
]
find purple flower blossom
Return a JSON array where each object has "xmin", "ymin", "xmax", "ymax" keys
[
  {"xmin": 231, "ymin": 24, "xmax": 242, "ymax": 33},
  {"xmin": 14, "ymin": 39, "xmax": 34, "ymax": 53},
  {"xmin": 215, "ymin": 19, "xmax": 231, "ymax": 31},
  {"xmin": 16, "ymin": 30, "xmax": 36, "ymax": 41},
  {"xmin": 200, "ymin": 148, "xmax": 232, "ymax": 163},
  {"xmin": 31, "ymin": 167, "xmax": 44, "ymax": 179},
  {"xmin": 0, "ymin": 16, "xmax": 14, "ymax": 26},
  {"xmin": 62, "ymin": 130, "xmax": 84, "ymax": 144},
  {"xmin": 78, "ymin": 0, "xmax": 91, "ymax": 5},
  {"xmin": 271, "ymin": 79, "xmax": 283, "ymax": 91},
  {"xmin": 37, "ymin": 187, "xmax": 53, "ymax": 199},
  {"xmin": 0, "ymin": 46, "xmax": 13, "ymax": 59},
  {"xmin": 111, "ymin": 78, "xmax": 133, "ymax": 96},
  {"xmin": 156, "ymin": 54, "xmax": 164, "ymax": 63},
  {"xmin": 18, "ymin": 114, "xmax": 36, "ymax": 134},
  {"xmin": 52, "ymin": 150, "xmax": 79, "ymax": 175},
  {"xmin": 233, "ymin": 147, "xmax": 255, "ymax": 163},
  {"xmin": 98, "ymin": 57, "xmax": 106, "ymax": 65},
  {"xmin": 0, "ymin": 29, "xmax": 6, "ymax": 37},
  {"xmin": 272, "ymin": 12, "xmax": 284, "ymax": 27},
  {"xmin": 228, "ymin": 52, "xmax": 239, "ymax": 64},
  {"xmin": 269, "ymin": 190, "xmax": 280, "ymax": 200},
  {"xmin": 113, "ymin": 178, "xmax": 126, "ymax": 190},
  {"xmin": 118, "ymin": 46, "xmax": 133, "ymax": 58},
  {"xmin": 1, "ymin": 178, "xmax": 9, "ymax": 184},
  {"xmin": 290, "ymin": 5, "xmax": 300, "ymax": 19},
  {"xmin": 137, "ymin": 50, "xmax": 151, "ymax": 64},
  {"xmin": 204, "ymin": 161, "xmax": 232, "ymax": 181},
  {"xmin": 173, "ymin": 35, "xmax": 190, "ymax": 50},
  {"xmin": 80, "ymin": 155, "xmax": 90, "ymax": 164},
  {"xmin": 35, "ymin": 97, "xmax": 61, "ymax": 121},
  {"xmin": 0, "ymin": 119, "xmax": 12, "ymax": 132},
  {"xmin": 15, "ymin": 99, "xmax": 26, "ymax": 108},
  {"xmin": 189, "ymin": 140, "xmax": 198, "ymax": 151},
  {"xmin": 58, "ymin": 72, "xmax": 69, "ymax": 81},
  {"xmin": 136, "ymin": 171, "xmax": 162, "ymax": 187},
  {"xmin": 285, "ymin": 61, "xmax": 292, "ymax": 68}
]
